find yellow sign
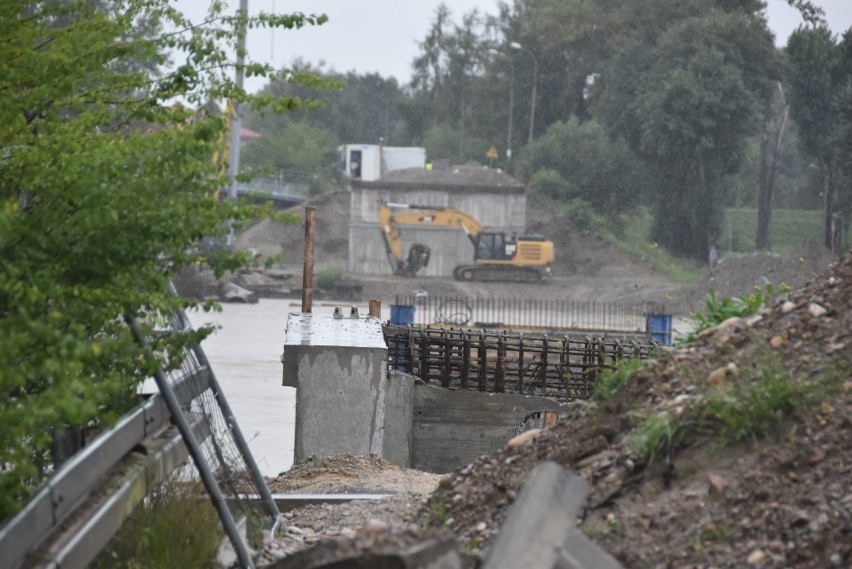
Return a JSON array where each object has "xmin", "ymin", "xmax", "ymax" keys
[{"xmin": 486, "ymin": 145, "xmax": 499, "ymax": 159}]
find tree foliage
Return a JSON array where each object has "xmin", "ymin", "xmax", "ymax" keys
[
  {"xmin": 519, "ymin": 118, "xmax": 650, "ymax": 218},
  {"xmin": 0, "ymin": 0, "xmax": 324, "ymax": 520},
  {"xmin": 786, "ymin": 26, "xmax": 852, "ymax": 248},
  {"xmin": 597, "ymin": 7, "xmax": 778, "ymax": 258}
]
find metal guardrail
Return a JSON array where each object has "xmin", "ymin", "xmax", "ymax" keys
[
  {"xmin": 384, "ymin": 325, "xmax": 657, "ymax": 401},
  {"xmin": 394, "ymin": 295, "xmax": 665, "ymax": 333},
  {"xmin": 0, "ymin": 297, "xmax": 280, "ymax": 569},
  {"xmin": 0, "ymin": 372, "xmax": 201, "ymax": 569}
]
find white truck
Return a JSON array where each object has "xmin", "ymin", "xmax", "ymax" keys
[{"xmin": 338, "ymin": 144, "xmax": 426, "ymax": 181}]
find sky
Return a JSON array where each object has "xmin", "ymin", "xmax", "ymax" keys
[{"xmin": 176, "ymin": 1, "xmax": 852, "ymax": 94}]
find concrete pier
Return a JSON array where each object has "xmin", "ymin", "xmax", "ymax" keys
[
  {"xmin": 282, "ymin": 311, "xmax": 568, "ymax": 472},
  {"xmin": 281, "ymin": 311, "xmax": 393, "ymax": 462}
]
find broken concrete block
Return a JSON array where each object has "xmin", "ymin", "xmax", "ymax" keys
[{"xmin": 483, "ymin": 461, "xmax": 623, "ymax": 569}]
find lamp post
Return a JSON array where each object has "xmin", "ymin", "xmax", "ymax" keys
[
  {"xmin": 510, "ymin": 41, "xmax": 537, "ymax": 145},
  {"xmin": 489, "ymin": 48, "xmax": 514, "ymax": 160}
]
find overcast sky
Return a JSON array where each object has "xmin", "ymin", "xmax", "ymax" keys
[{"xmin": 177, "ymin": 1, "xmax": 852, "ymax": 94}]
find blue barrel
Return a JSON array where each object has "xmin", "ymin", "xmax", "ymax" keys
[
  {"xmin": 390, "ymin": 304, "xmax": 415, "ymax": 325},
  {"xmin": 647, "ymin": 314, "xmax": 673, "ymax": 346}
]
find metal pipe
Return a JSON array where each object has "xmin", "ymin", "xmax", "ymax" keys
[{"xmin": 369, "ymin": 299, "xmax": 381, "ymax": 318}]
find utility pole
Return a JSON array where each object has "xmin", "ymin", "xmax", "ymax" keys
[
  {"xmin": 507, "ymin": 61, "xmax": 514, "ymax": 159},
  {"xmin": 228, "ymin": 0, "xmax": 248, "ymax": 200},
  {"xmin": 510, "ymin": 42, "xmax": 538, "ymax": 145}
]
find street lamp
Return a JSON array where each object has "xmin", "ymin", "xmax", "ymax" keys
[
  {"xmin": 489, "ymin": 48, "xmax": 514, "ymax": 160},
  {"xmin": 510, "ymin": 41, "xmax": 538, "ymax": 145}
]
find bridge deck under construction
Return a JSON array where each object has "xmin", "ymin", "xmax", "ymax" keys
[{"xmin": 383, "ymin": 325, "xmax": 658, "ymax": 401}]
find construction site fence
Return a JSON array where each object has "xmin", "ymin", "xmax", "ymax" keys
[
  {"xmin": 384, "ymin": 325, "xmax": 659, "ymax": 401},
  {"xmin": 394, "ymin": 295, "xmax": 666, "ymax": 334}
]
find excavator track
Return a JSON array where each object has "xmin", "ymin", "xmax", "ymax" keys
[{"xmin": 453, "ymin": 265, "xmax": 543, "ymax": 283}]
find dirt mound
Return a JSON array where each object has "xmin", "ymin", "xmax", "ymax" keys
[
  {"xmin": 381, "ymin": 164, "xmax": 525, "ymax": 189},
  {"xmin": 267, "ymin": 453, "xmax": 443, "ymax": 496},
  {"xmin": 417, "ymin": 248, "xmax": 852, "ymax": 567},
  {"xmin": 526, "ymin": 193, "xmax": 664, "ymax": 280},
  {"xmin": 672, "ymin": 238, "xmax": 836, "ymax": 313},
  {"xmin": 235, "ymin": 191, "xmax": 351, "ymax": 269}
]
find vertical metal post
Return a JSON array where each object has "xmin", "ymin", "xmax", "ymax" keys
[
  {"xmin": 228, "ymin": 0, "xmax": 249, "ymax": 200},
  {"xmin": 495, "ymin": 331, "xmax": 505, "ymax": 393},
  {"xmin": 461, "ymin": 334, "xmax": 470, "ymax": 389},
  {"xmin": 301, "ymin": 206, "xmax": 316, "ymax": 313},
  {"xmin": 478, "ymin": 330, "xmax": 487, "ymax": 391},
  {"xmin": 518, "ymin": 332, "xmax": 525, "ymax": 395},
  {"xmin": 441, "ymin": 328, "xmax": 451, "ymax": 388},
  {"xmin": 125, "ymin": 316, "xmax": 255, "ymax": 569}
]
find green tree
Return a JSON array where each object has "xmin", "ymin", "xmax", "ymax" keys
[
  {"xmin": 519, "ymin": 118, "xmax": 650, "ymax": 220},
  {"xmin": 786, "ymin": 26, "xmax": 851, "ymax": 250},
  {"xmin": 241, "ymin": 122, "xmax": 339, "ymax": 194},
  {"xmin": 0, "ymin": 0, "xmax": 324, "ymax": 520},
  {"xmin": 598, "ymin": 10, "xmax": 777, "ymax": 259}
]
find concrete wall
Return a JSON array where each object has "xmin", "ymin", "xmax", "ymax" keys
[
  {"xmin": 348, "ymin": 186, "xmax": 528, "ymax": 276},
  {"xmin": 410, "ymin": 385, "xmax": 566, "ymax": 473},
  {"xmin": 348, "ymin": 221, "xmax": 475, "ymax": 277},
  {"xmin": 282, "ymin": 313, "xmax": 565, "ymax": 472},
  {"xmin": 382, "ymin": 371, "xmax": 415, "ymax": 467},
  {"xmin": 350, "ymin": 187, "xmax": 527, "ymax": 230}
]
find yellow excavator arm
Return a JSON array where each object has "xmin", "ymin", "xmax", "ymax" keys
[{"xmin": 377, "ymin": 200, "xmax": 554, "ymax": 281}]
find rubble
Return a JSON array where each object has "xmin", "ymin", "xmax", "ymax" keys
[{"xmin": 258, "ymin": 249, "xmax": 850, "ymax": 568}]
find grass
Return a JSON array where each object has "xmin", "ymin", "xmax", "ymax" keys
[
  {"xmin": 593, "ymin": 358, "xmax": 645, "ymax": 400},
  {"xmin": 91, "ymin": 477, "xmax": 223, "ymax": 569},
  {"xmin": 628, "ymin": 359, "xmax": 832, "ymax": 467},
  {"xmin": 429, "ymin": 494, "xmax": 449, "ymax": 526},
  {"xmin": 598, "ymin": 207, "xmax": 704, "ymax": 284},
  {"xmin": 721, "ymin": 207, "xmax": 822, "ymax": 254},
  {"xmin": 575, "ymin": 204, "xmax": 822, "ymax": 284},
  {"xmin": 315, "ymin": 263, "xmax": 345, "ymax": 289},
  {"xmin": 705, "ymin": 367, "xmax": 811, "ymax": 444}
]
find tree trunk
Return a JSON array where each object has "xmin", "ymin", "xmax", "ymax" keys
[
  {"xmin": 756, "ymin": 86, "xmax": 789, "ymax": 251},
  {"xmin": 756, "ymin": 128, "xmax": 771, "ymax": 250},
  {"xmin": 822, "ymin": 157, "xmax": 834, "ymax": 249},
  {"xmin": 458, "ymin": 89, "xmax": 466, "ymax": 158}
]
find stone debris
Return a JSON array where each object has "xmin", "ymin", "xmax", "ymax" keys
[{"xmin": 253, "ymin": 248, "xmax": 851, "ymax": 569}]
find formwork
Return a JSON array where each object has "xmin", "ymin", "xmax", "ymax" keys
[{"xmin": 384, "ymin": 325, "xmax": 658, "ymax": 402}]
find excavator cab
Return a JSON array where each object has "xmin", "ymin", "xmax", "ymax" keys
[{"xmin": 474, "ymin": 232, "xmax": 515, "ymax": 262}]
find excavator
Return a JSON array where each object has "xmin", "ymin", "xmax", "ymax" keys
[{"xmin": 378, "ymin": 201, "xmax": 555, "ymax": 282}]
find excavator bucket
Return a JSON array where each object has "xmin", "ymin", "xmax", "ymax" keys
[{"xmin": 404, "ymin": 243, "xmax": 431, "ymax": 276}]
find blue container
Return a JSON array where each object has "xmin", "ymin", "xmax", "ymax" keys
[
  {"xmin": 647, "ymin": 314, "xmax": 673, "ymax": 346},
  {"xmin": 390, "ymin": 304, "xmax": 415, "ymax": 325}
]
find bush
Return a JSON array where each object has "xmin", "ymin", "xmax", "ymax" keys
[
  {"xmin": 316, "ymin": 264, "xmax": 345, "ymax": 289},
  {"xmin": 682, "ymin": 278, "xmax": 782, "ymax": 342},
  {"xmin": 561, "ymin": 199, "xmax": 609, "ymax": 232},
  {"xmin": 530, "ymin": 168, "xmax": 572, "ymax": 201},
  {"xmin": 593, "ymin": 358, "xmax": 645, "ymax": 400}
]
